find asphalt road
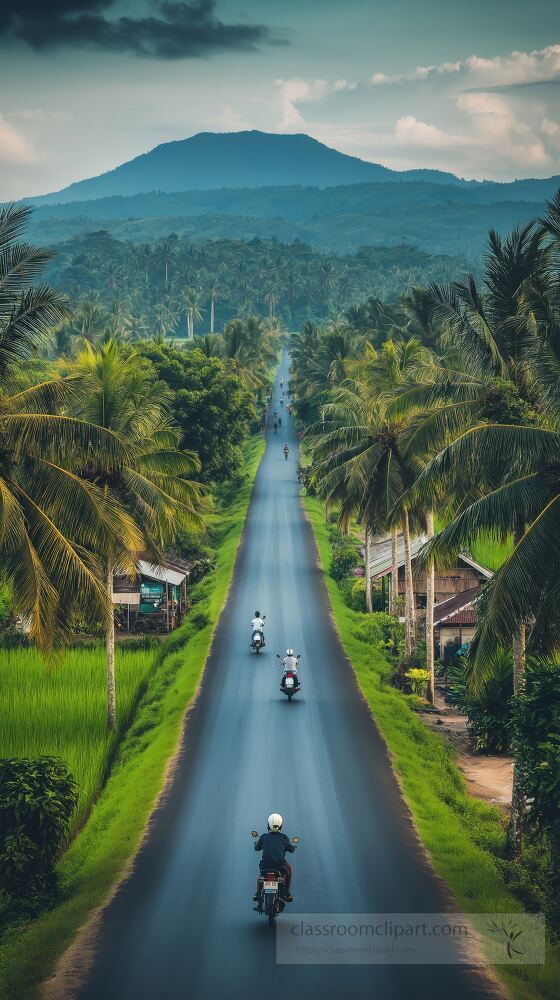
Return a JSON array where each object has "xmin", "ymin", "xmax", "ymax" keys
[{"xmin": 75, "ymin": 355, "xmax": 497, "ymax": 1000}]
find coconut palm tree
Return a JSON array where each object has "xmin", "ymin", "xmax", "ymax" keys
[
  {"xmin": 0, "ymin": 204, "xmax": 139, "ymax": 651},
  {"xmin": 61, "ymin": 339, "xmax": 205, "ymax": 728}
]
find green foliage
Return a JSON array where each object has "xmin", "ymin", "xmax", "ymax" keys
[
  {"xmin": 446, "ymin": 652, "xmax": 513, "ymax": 753},
  {"xmin": 354, "ymin": 611, "xmax": 405, "ymax": 658},
  {"xmin": 338, "ymin": 576, "xmax": 366, "ymax": 612},
  {"xmin": 136, "ymin": 344, "xmax": 256, "ymax": 481},
  {"xmin": 513, "ymin": 660, "xmax": 560, "ymax": 921},
  {"xmin": 404, "ymin": 667, "xmax": 431, "ymax": 697},
  {"xmin": 329, "ymin": 541, "xmax": 359, "ymax": 582},
  {"xmin": 0, "ymin": 758, "xmax": 77, "ymax": 899}
]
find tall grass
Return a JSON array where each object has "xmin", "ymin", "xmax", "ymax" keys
[{"xmin": 0, "ymin": 646, "xmax": 154, "ymax": 832}]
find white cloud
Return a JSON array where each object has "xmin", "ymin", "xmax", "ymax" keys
[
  {"xmin": 369, "ymin": 43, "xmax": 560, "ymax": 89},
  {"xmin": 0, "ymin": 115, "xmax": 38, "ymax": 164},
  {"xmin": 393, "ymin": 115, "xmax": 467, "ymax": 149},
  {"xmin": 274, "ymin": 77, "xmax": 355, "ymax": 130}
]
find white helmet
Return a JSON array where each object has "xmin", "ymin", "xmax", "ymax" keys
[
  {"xmin": 286, "ymin": 648, "xmax": 294, "ymax": 656},
  {"xmin": 267, "ymin": 813, "xmax": 283, "ymax": 832}
]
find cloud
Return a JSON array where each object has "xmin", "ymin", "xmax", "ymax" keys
[
  {"xmin": 370, "ymin": 44, "xmax": 560, "ymax": 90},
  {"xmin": 274, "ymin": 77, "xmax": 355, "ymax": 129},
  {"xmin": 0, "ymin": 114, "xmax": 39, "ymax": 164},
  {"xmin": 272, "ymin": 43, "xmax": 560, "ymax": 180},
  {"xmin": 0, "ymin": 0, "xmax": 285, "ymax": 59},
  {"xmin": 393, "ymin": 115, "xmax": 467, "ymax": 150}
]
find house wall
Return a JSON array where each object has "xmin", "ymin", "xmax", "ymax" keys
[
  {"xmin": 436, "ymin": 624, "xmax": 477, "ymax": 660},
  {"xmin": 397, "ymin": 564, "xmax": 483, "ymax": 605}
]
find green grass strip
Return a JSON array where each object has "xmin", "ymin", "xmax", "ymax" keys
[
  {"xmin": 303, "ymin": 495, "xmax": 560, "ymax": 1000},
  {"xmin": 0, "ymin": 435, "xmax": 265, "ymax": 1000}
]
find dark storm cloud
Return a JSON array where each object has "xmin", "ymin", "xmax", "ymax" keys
[{"xmin": 0, "ymin": 0, "xmax": 286, "ymax": 58}]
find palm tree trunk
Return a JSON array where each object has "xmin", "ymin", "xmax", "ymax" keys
[
  {"xmin": 403, "ymin": 509, "xmax": 416, "ymax": 657},
  {"xmin": 210, "ymin": 297, "xmax": 215, "ymax": 334},
  {"xmin": 425, "ymin": 509, "xmax": 435, "ymax": 704},
  {"xmin": 510, "ymin": 619, "xmax": 526, "ymax": 859},
  {"xmin": 508, "ymin": 520, "xmax": 527, "ymax": 859},
  {"xmin": 106, "ymin": 560, "xmax": 116, "ymax": 731},
  {"xmin": 364, "ymin": 523, "xmax": 372, "ymax": 613},
  {"xmin": 390, "ymin": 525, "xmax": 398, "ymax": 616}
]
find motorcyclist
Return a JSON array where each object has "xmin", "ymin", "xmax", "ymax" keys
[
  {"xmin": 283, "ymin": 444, "xmax": 289, "ymax": 460},
  {"xmin": 280, "ymin": 648, "xmax": 300, "ymax": 692},
  {"xmin": 253, "ymin": 813, "xmax": 296, "ymax": 903},
  {"xmin": 273, "ymin": 421, "xmax": 278, "ymax": 434},
  {"xmin": 251, "ymin": 611, "xmax": 266, "ymax": 647},
  {"xmin": 278, "ymin": 416, "xmax": 282, "ymax": 428}
]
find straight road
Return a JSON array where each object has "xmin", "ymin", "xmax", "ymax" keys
[{"xmin": 75, "ymin": 354, "xmax": 497, "ymax": 1000}]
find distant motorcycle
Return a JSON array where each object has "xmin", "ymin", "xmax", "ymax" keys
[
  {"xmin": 277, "ymin": 652, "xmax": 301, "ymax": 700},
  {"xmin": 251, "ymin": 831, "xmax": 299, "ymax": 927},
  {"xmin": 251, "ymin": 629, "xmax": 265, "ymax": 653},
  {"xmin": 251, "ymin": 614, "xmax": 266, "ymax": 653}
]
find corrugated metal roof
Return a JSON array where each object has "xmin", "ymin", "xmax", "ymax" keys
[
  {"xmin": 137, "ymin": 559, "xmax": 188, "ymax": 586},
  {"xmin": 369, "ymin": 534, "xmax": 492, "ymax": 581}
]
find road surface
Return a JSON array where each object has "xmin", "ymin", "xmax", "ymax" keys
[{"xmin": 75, "ymin": 355, "xmax": 496, "ymax": 1000}]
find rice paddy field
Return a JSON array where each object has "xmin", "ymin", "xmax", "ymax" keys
[{"xmin": 0, "ymin": 645, "xmax": 155, "ymax": 833}]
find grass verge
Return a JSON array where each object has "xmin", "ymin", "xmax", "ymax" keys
[
  {"xmin": 304, "ymin": 494, "xmax": 560, "ymax": 1000},
  {"xmin": 0, "ymin": 434, "xmax": 265, "ymax": 1000}
]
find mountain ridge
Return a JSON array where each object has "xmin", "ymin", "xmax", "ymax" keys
[{"xmin": 31, "ymin": 130, "xmax": 477, "ymax": 205}]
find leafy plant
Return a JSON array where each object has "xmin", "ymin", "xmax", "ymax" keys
[
  {"xmin": 404, "ymin": 667, "xmax": 431, "ymax": 697},
  {"xmin": 329, "ymin": 541, "xmax": 360, "ymax": 581},
  {"xmin": 0, "ymin": 757, "xmax": 78, "ymax": 899}
]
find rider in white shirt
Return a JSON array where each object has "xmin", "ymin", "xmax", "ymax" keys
[
  {"xmin": 251, "ymin": 612, "xmax": 265, "ymax": 632},
  {"xmin": 281, "ymin": 648, "xmax": 300, "ymax": 689}
]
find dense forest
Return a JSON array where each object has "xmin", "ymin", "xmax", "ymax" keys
[{"xmin": 45, "ymin": 229, "xmax": 469, "ymax": 334}]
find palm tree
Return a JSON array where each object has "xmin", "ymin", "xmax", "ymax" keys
[
  {"xmin": 0, "ymin": 204, "xmax": 139, "ymax": 650},
  {"xmin": 184, "ymin": 287, "xmax": 204, "ymax": 340},
  {"xmin": 61, "ymin": 339, "xmax": 205, "ymax": 727}
]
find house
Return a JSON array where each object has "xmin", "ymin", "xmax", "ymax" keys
[
  {"xmin": 369, "ymin": 533, "xmax": 492, "ymax": 609},
  {"xmin": 112, "ymin": 556, "xmax": 195, "ymax": 633},
  {"xmin": 433, "ymin": 586, "xmax": 480, "ymax": 662},
  {"xmin": 368, "ymin": 533, "xmax": 492, "ymax": 659}
]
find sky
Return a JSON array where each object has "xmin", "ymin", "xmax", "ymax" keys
[{"xmin": 1, "ymin": 0, "xmax": 560, "ymax": 198}]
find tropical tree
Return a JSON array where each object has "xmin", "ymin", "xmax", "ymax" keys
[
  {"xmin": 61, "ymin": 339, "xmax": 205, "ymax": 727},
  {"xmin": 0, "ymin": 204, "xmax": 139, "ymax": 650}
]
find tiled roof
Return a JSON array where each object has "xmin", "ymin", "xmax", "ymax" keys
[
  {"xmin": 433, "ymin": 585, "xmax": 481, "ymax": 626},
  {"xmin": 440, "ymin": 609, "xmax": 477, "ymax": 626}
]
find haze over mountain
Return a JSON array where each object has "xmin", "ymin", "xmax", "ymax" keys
[
  {"xmin": 33, "ymin": 130, "xmax": 472, "ymax": 205},
  {"xmin": 24, "ymin": 130, "xmax": 560, "ymax": 259}
]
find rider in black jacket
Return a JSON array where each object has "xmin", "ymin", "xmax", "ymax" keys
[{"xmin": 253, "ymin": 813, "xmax": 296, "ymax": 902}]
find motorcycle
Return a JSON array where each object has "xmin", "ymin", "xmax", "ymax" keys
[
  {"xmin": 251, "ymin": 831, "xmax": 299, "ymax": 927},
  {"xmin": 276, "ymin": 653, "xmax": 301, "ymax": 700},
  {"xmin": 251, "ymin": 629, "xmax": 265, "ymax": 653},
  {"xmin": 251, "ymin": 616, "xmax": 266, "ymax": 653}
]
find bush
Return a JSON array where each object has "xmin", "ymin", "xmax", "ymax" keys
[
  {"xmin": 355, "ymin": 612, "xmax": 405, "ymax": 658},
  {"xmin": 329, "ymin": 541, "xmax": 360, "ymax": 582},
  {"xmin": 446, "ymin": 651, "xmax": 513, "ymax": 753},
  {"xmin": 189, "ymin": 610, "xmax": 210, "ymax": 631},
  {"xmin": 513, "ymin": 660, "xmax": 560, "ymax": 926},
  {"xmin": 0, "ymin": 757, "xmax": 78, "ymax": 899},
  {"xmin": 405, "ymin": 668, "xmax": 431, "ymax": 697},
  {"xmin": 339, "ymin": 576, "xmax": 366, "ymax": 612}
]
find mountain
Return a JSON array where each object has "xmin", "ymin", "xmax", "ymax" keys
[{"xmin": 32, "ymin": 130, "xmax": 470, "ymax": 205}]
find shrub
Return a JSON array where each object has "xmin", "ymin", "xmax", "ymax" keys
[
  {"xmin": 446, "ymin": 651, "xmax": 513, "ymax": 753},
  {"xmin": 339, "ymin": 576, "xmax": 366, "ymax": 612},
  {"xmin": 0, "ymin": 757, "xmax": 78, "ymax": 899},
  {"xmin": 355, "ymin": 612, "xmax": 405, "ymax": 658},
  {"xmin": 405, "ymin": 668, "xmax": 431, "ymax": 697},
  {"xmin": 513, "ymin": 660, "xmax": 560, "ymax": 926},
  {"xmin": 329, "ymin": 541, "xmax": 360, "ymax": 582}
]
